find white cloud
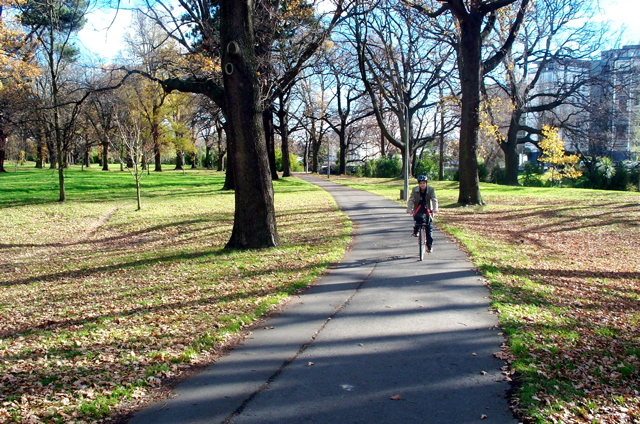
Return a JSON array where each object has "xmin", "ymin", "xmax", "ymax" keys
[
  {"xmin": 598, "ymin": 0, "xmax": 640, "ymax": 45},
  {"xmin": 77, "ymin": 8, "xmax": 132, "ymax": 61}
]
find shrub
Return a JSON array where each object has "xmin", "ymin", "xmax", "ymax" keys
[
  {"xmin": 478, "ymin": 161, "xmax": 490, "ymax": 182},
  {"xmin": 443, "ymin": 169, "xmax": 457, "ymax": 181},
  {"xmin": 521, "ymin": 162, "xmax": 544, "ymax": 187},
  {"xmin": 275, "ymin": 150, "xmax": 301, "ymax": 172},
  {"xmin": 610, "ymin": 161, "xmax": 630, "ymax": 191},
  {"xmin": 375, "ymin": 155, "xmax": 402, "ymax": 178},
  {"xmin": 362, "ymin": 160, "xmax": 375, "ymax": 177},
  {"xmin": 414, "ymin": 154, "xmax": 439, "ymax": 180},
  {"xmin": 579, "ymin": 158, "xmax": 637, "ymax": 190},
  {"xmin": 489, "ymin": 165, "xmax": 506, "ymax": 184},
  {"xmin": 597, "ymin": 157, "xmax": 616, "ymax": 189},
  {"xmin": 630, "ymin": 163, "xmax": 640, "ymax": 191},
  {"xmin": 351, "ymin": 165, "xmax": 364, "ymax": 177}
]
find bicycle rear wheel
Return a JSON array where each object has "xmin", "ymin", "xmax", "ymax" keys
[{"xmin": 418, "ymin": 225, "xmax": 425, "ymax": 261}]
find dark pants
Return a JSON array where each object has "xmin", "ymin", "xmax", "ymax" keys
[{"xmin": 413, "ymin": 214, "xmax": 433, "ymax": 247}]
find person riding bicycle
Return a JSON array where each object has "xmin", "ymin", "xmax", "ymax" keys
[{"xmin": 406, "ymin": 175, "xmax": 438, "ymax": 252}]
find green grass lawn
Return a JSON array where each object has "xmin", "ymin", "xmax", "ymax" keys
[
  {"xmin": 0, "ymin": 165, "xmax": 351, "ymax": 423},
  {"xmin": 2, "ymin": 166, "xmax": 639, "ymax": 423}
]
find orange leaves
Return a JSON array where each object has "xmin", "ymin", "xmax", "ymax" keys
[{"xmin": 438, "ymin": 189, "xmax": 640, "ymax": 422}]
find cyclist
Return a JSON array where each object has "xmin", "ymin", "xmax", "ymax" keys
[{"xmin": 406, "ymin": 175, "xmax": 438, "ymax": 252}]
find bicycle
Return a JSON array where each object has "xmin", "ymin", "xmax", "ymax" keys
[{"xmin": 415, "ymin": 210, "xmax": 433, "ymax": 261}]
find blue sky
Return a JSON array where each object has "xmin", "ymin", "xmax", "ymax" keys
[{"xmin": 77, "ymin": 0, "xmax": 640, "ymax": 62}]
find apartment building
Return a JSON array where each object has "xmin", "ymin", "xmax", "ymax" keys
[{"xmin": 532, "ymin": 45, "xmax": 640, "ymax": 161}]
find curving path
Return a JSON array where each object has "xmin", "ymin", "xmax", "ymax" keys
[{"xmin": 129, "ymin": 175, "xmax": 516, "ymax": 424}]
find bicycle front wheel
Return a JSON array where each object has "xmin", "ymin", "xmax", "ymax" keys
[{"xmin": 418, "ymin": 225, "xmax": 425, "ymax": 261}]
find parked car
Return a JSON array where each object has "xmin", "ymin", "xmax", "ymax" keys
[{"xmin": 319, "ymin": 165, "xmax": 336, "ymax": 174}]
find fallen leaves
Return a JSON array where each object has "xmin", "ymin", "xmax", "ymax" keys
[
  {"xmin": 437, "ymin": 190, "xmax": 640, "ymax": 423},
  {"xmin": 0, "ymin": 176, "xmax": 351, "ymax": 423}
]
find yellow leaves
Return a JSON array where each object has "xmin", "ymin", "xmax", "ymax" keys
[
  {"xmin": 187, "ymin": 53, "xmax": 221, "ymax": 74},
  {"xmin": 538, "ymin": 125, "xmax": 583, "ymax": 183},
  {"xmin": 479, "ymin": 94, "xmax": 512, "ymax": 144},
  {"xmin": 0, "ymin": 9, "xmax": 40, "ymax": 86}
]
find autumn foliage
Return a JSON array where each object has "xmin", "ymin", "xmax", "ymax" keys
[
  {"xmin": 0, "ymin": 169, "xmax": 350, "ymax": 423},
  {"xmin": 538, "ymin": 126, "xmax": 583, "ymax": 184}
]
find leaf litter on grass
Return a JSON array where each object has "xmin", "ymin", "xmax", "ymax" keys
[
  {"xmin": 0, "ymin": 176, "xmax": 351, "ymax": 423},
  {"xmin": 437, "ymin": 192, "xmax": 640, "ymax": 423},
  {"xmin": 325, "ymin": 176, "xmax": 640, "ymax": 423}
]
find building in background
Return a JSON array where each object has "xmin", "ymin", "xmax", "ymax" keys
[
  {"xmin": 590, "ymin": 45, "xmax": 640, "ymax": 160},
  {"xmin": 529, "ymin": 45, "xmax": 640, "ymax": 162}
]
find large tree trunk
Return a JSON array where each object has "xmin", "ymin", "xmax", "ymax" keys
[
  {"xmin": 311, "ymin": 136, "xmax": 321, "ymax": 173},
  {"xmin": 205, "ymin": 145, "xmax": 213, "ymax": 169},
  {"xmin": 263, "ymin": 106, "xmax": 279, "ymax": 180},
  {"xmin": 221, "ymin": 0, "xmax": 279, "ymax": 249},
  {"xmin": 280, "ymin": 119, "xmax": 291, "ymax": 177},
  {"xmin": 153, "ymin": 125, "xmax": 162, "ymax": 171},
  {"xmin": 0, "ymin": 136, "xmax": 6, "ymax": 173},
  {"xmin": 338, "ymin": 125, "xmax": 347, "ymax": 175},
  {"xmin": 36, "ymin": 141, "xmax": 44, "ymax": 169},
  {"xmin": 339, "ymin": 139, "xmax": 347, "ymax": 175},
  {"xmin": 303, "ymin": 141, "xmax": 309, "ymax": 172},
  {"xmin": 102, "ymin": 140, "xmax": 109, "ymax": 171},
  {"xmin": 502, "ymin": 110, "xmax": 523, "ymax": 186},
  {"xmin": 153, "ymin": 146, "xmax": 162, "ymax": 171},
  {"xmin": 175, "ymin": 151, "xmax": 184, "ymax": 170},
  {"xmin": 277, "ymin": 93, "xmax": 291, "ymax": 177},
  {"xmin": 47, "ymin": 139, "xmax": 56, "ymax": 169},
  {"xmin": 56, "ymin": 134, "xmax": 65, "ymax": 201},
  {"xmin": 456, "ymin": 17, "xmax": 484, "ymax": 205}
]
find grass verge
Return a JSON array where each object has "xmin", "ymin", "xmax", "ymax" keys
[
  {"xmin": 0, "ymin": 166, "xmax": 351, "ymax": 423},
  {"xmin": 321, "ymin": 175, "xmax": 640, "ymax": 424}
]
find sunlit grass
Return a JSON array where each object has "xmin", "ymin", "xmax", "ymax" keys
[
  {"xmin": 325, "ymin": 174, "xmax": 640, "ymax": 424},
  {"xmin": 0, "ymin": 166, "xmax": 351, "ymax": 423}
]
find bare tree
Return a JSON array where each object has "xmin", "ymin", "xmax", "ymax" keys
[
  {"xmin": 113, "ymin": 118, "xmax": 153, "ymax": 210},
  {"xmin": 295, "ymin": 67, "xmax": 332, "ymax": 173},
  {"xmin": 409, "ymin": 0, "xmax": 530, "ymax": 205},
  {"xmin": 353, "ymin": 0, "xmax": 454, "ymax": 192},
  {"xmin": 191, "ymin": 96, "xmax": 226, "ymax": 170},
  {"xmin": 84, "ymin": 79, "xmax": 122, "ymax": 171},
  {"xmin": 483, "ymin": 0, "xmax": 604, "ymax": 185},
  {"xmin": 320, "ymin": 40, "xmax": 374, "ymax": 175}
]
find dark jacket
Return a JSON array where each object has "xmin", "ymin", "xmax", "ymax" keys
[{"xmin": 406, "ymin": 185, "xmax": 438, "ymax": 213}]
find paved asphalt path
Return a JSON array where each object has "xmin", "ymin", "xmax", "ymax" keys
[{"xmin": 129, "ymin": 175, "xmax": 517, "ymax": 424}]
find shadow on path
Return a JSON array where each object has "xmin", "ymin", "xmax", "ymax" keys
[{"xmin": 129, "ymin": 174, "xmax": 515, "ymax": 424}]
